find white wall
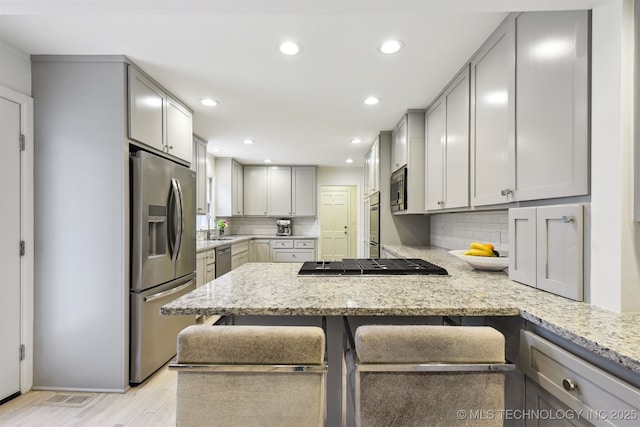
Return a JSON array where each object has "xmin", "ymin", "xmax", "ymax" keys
[
  {"xmin": 590, "ymin": 0, "xmax": 640, "ymax": 312},
  {"xmin": 316, "ymin": 166, "xmax": 364, "ymax": 188},
  {"xmin": 0, "ymin": 39, "xmax": 31, "ymax": 96}
]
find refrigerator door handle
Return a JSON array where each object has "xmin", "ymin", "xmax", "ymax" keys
[
  {"xmin": 169, "ymin": 178, "xmax": 184, "ymax": 261},
  {"xmin": 174, "ymin": 178, "xmax": 185, "ymax": 260},
  {"xmin": 143, "ymin": 280, "xmax": 195, "ymax": 303}
]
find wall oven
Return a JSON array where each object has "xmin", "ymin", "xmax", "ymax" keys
[
  {"xmin": 390, "ymin": 167, "xmax": 407, "ymax": 211},
  {"xmin": 369, "ymin": 192, "xmax": 380, "ymax": 258}
]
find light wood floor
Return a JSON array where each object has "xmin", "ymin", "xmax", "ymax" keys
[{"xmin": 0, "ymin": 364, "xmax": 176, "ymax": 427}]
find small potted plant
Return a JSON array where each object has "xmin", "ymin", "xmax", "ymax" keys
[{"xmin": 216, "ymin": 219, "xmax": 229, "ymax": 236}]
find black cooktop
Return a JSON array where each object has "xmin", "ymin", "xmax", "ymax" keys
[{"xmin": 298, "ymin": 259, "xmax": 448, "ymax": 276}]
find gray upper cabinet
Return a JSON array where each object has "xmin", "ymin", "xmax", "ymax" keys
[
  {"xmin": 391, "ymin": 116, "xmax": 408, "ymax": 172},
  {"xmin": 215, "ymin": 158, "xmax": 243, "ymax": 217},
  {"xmin": 242, "ymin": 165, "xmax": 315, "ymax": 217},
  {"xmin": 425, "ymin": 66, "xmax": 470, "ymax": 211},
  {"xmin": 470, "ymin": 16, "xmax": 515, "ymax": 207},
  {"xmin": 269, "ymin": 166, "xmax": 293, "ymax": 216},
  {"xmin": 513, "ymin": 11, "xmax": 589, "ymax": 201},
  {"xmin": 129, "ymin": 68, "xmax": 165, "ymax": 153},
  {"xmin": 128, "ymin": 66, "xmax": 193, "ymax": 164},
  {"xmin": 363, "ymin": 138, "xmax": 380, "ymax": 197},
  {"xmin": 166, "ymin": 96, "xmax": 193, "ymax": 163},
  {"xmin": 470, "ymin": 11, "xmax": 590, "ymax": 207},
  {"xmin": 243, "ymin": 166, "xmax": 269, "ymax": 216},
  {"xmin": 425, "ymin": 97, "xmax": 446, "ymax": 211},
  {"xmin": 192, "ymin": 134, "xmax": 207, "ymax": 215},
  {"xmin": 392, "ymin": 110, "xmax": 426, "ymax": 215},
  {"xmin": 292, "ymin": 166, "xmax": 316, "ymax": 216}
]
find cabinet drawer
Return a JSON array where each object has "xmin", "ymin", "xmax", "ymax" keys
[
  {"xmin": 272, "ymin": 239, "xmax": 294, "ymax": 249},
  {"xmin": 231, "ymin": 241, "xmax": 249, "ymax": 255},
  {"xmin": 231, "ymin": 251, "xmax": 249, "ymax": 270},
  {"xmin": 205, "ymin": 265, "xmax": 215, "ymax": 283},
  {"xmin": 271, "ymin": 249, "xmax": 315, "ymax": 262},
  {"xmin": 294, "ymin": 239, "xmax": 315, "ymax": 249},
  {"xmin": 206, "ymin": 250, "xmax": 215, "ymax": 265},
  {"xmin": 519, "ymin": 331, "xmax": 640, "ymax": 426}
]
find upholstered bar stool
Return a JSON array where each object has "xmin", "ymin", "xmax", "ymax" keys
[
  {"xmin": 348, "ymin": 324, "xmax": 513, "ymax": 427},
  {"xmin": 170, "ymin": 325, "xmax": 327, "ymax": 427}
]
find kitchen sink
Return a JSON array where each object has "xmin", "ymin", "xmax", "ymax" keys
[{"xmin": 207, "ymin": 237, "xmax": 235, "ymax": 241}]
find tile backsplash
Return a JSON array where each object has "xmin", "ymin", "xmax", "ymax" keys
[
  {"xmin": 429, "ymin": 211, "xmax": 508, "ymax": 252},
  {"xmin": 199, "ymin": 216, "xmax": 318, "ymax": 237}
]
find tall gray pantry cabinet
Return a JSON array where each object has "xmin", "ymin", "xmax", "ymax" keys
[{"xmin": 31, "ymin": 56, "xmax": 191, "ymax": 391}]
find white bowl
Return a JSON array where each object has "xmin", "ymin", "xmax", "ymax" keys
[{"xmin": 448, "ymin": 250, "xmax": 509, "ymax": 271}]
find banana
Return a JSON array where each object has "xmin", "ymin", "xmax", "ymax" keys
[
  {"xmin": 464, "ymin": 248, "xmax": 495, "ymax": 257},
  {"xmin": 470, "ymin": 242, "xmax": 494, "ymax": 252}
]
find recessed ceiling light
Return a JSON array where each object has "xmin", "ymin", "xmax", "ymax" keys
[
  {"xmin": 350, "ymin": 138, "xmax": 362, "ymax": 144},
  {"xmin": 346, "ymin": 158, "xmax": 354, "ymax": 164},
  {"xmin": 279, "ymin": 41, "xmax": 302, "ymax": 56},
  {"xmin": 201, "ymin": 98, "xmax": 218, "ymax": 107},
  {"xmin": 242, "ymin": 139, "xmax": 255, "ymax": 145},
  {"xmin": 212, "ymin": 148, "xmax": 223, "ymax": 153},
  {"xmin": 364, "ymin": 96, "xmax": 381, "ymax": 105},
  {"xmin": 264, "ymin": 159, "xmax": 272, "ymax": 163},
  {"xmin": 379, "ymin": 40, "xmax": 405, "ymax": 54}
]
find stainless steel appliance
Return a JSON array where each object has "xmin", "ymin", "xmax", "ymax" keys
[
  {"xmin": 369, "ymin": 192, "xmax": 380, "ymax": 258},
  {"xmin": 390, "ymin": 167, "xmax": 407, "ymax": 211},
  {"xmin": 276, "ymin": 219, "xmax": 292, "ymax": 236},
  {"xmin": 215, "ymin": 245, "xmax": 232, "ymax": 277},
  {"xmin": 298, "ymin": 259, "xmax": 448, "ymax": 276},
  {"xmin": 130, "ymin": 150, "xmax": 197, "ymax": 385}
]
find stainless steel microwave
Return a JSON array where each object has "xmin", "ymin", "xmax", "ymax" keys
[{"xmin": 390, "ymin": 167, "xmax": 407, "ymax": 211}]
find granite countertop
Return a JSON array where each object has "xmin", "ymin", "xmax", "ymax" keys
[
  {"xmin": 162, "ymin": 245, "xmax": 640, "ymax": 376},
  {"xmin": 196, "ymin": 235, "xmax": 318, "ymax": 252}
]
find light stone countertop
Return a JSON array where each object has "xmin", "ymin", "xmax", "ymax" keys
[
  {"xmin": 196, "ymin": 235, "xmax": 318, "ymax": 252},
  {"xmin": 162, "ymin": 245, "xmax": 640, "ymax": 376}
]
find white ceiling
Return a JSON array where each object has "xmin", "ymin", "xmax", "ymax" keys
[{"xmin": 0, "ymin": 0, "xmax": 605, "ymax": 166}]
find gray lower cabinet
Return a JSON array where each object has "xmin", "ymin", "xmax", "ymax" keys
[
  {"xmin": 231, "ymin": 241, "xmax": 250, "ymax": 270},
  {"xmin": 508, "ymin": 204, "xmax": 585, "ymax": 301},
  {"xmin": 524, "ymin": 377, "xmax": 594, "ymax": 427},
  {"xmin": 520, "ymin": 331, "xmax": 640, "ymax": 427},
  {"xmin": 271, "ymin": 239, "xmax": 316, "ymax": 262},
  {"xmin": 250, "ymin": 239, "xmax": 271, "ymax": 262},
  {"xmin": 196, "ymin": 249, "xmax": 215, "ymax": 287}
]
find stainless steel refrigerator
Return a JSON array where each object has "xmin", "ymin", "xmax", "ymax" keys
[{"xmin": 130, "ymin": 150, "xmax": 196, "ymax": 384}]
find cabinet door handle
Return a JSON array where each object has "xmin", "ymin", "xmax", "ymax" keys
[
  {"xmin": 437, "ymin": 201, "xmax": 444, "ymax": 206},
  {"xmin": 500, "ymin": 189, "xmax": 513, "ymax": 196},
  {"xmin": 562, "ymin": 378, "xmax": 577, "ymax": 392},
  {"xmin": 561, "ymin": 216, "xmax": 574, "ymax": 223}
]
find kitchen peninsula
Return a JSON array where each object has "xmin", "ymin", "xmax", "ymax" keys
[{"xmin": 162, "ymin": 247, "xmax": 640, "ymax": 426}]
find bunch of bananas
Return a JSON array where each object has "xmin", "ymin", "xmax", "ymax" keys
[{"xmin": 464, "ymin": 242, "xmax": 500, "ymax": 257}]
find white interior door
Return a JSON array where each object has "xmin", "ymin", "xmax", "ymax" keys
[
  {"xmin": 320, "ymin": 189, "xmax": 350, "ymax": 261},
  {"xmin": 0, "ymin": 95, "xmax": 22, "ymax": 401}
]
